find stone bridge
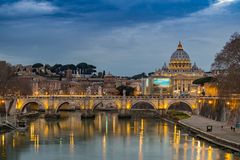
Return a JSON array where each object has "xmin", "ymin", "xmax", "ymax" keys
[{"xmin": 3, "ymin": 95, "xmax": 200, "ymax": 114}]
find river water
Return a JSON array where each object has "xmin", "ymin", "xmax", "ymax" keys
[{"xmin": 0, "ymin": 112, "xmax": 239, "ymax": 160}]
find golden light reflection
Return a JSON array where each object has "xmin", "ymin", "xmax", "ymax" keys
[
  {"xmin": 138, "ymin": 119, "xmax": 144, "ymax": 160},
  {"xmin": 102, "ymin": 135, "xmax": 106, "ymax": 160},
  {"xmin": 44, "ymin": 125, "xmax": 49, "ymax": 138},
  {"xmin": 202, "ymin": 142, "xmax": 206, "ymax": 160},
  {"xmin": 12, "ymin": 138, "xmax": 15, "ymax": 148},
  {"xmin": 207, "ymin": 146, "xmax": 213, "ymax": 160},
  {"xmin": 163, "ymin": 122, "xmax": 168, "ymax": 142},
  {"xmin": 173, "ymin": 125, "xmax": 180, "ymax": 160},
  {"xmin": 191, "ymin": 137, "xmax": 195, "ymax": 160},
  {"xmin": 112, "ymin": 116, "xmax": 116, "ymax": 134},
  {"xmin": 183, "ymin": 142, "xmax": 188, "ymax": 160},
  {"xmin": 34, "ymin": 134, "xmax": 39, "ymax": 152},
  {"xmin": 224, "ymin": 153, "xmax": 232, "ymax": 160},
  {"xmin": 127, "ymin": 121, "xmax": 131, "ymax": 136},
  {"xmin": 196, "ymin": 141, "xmax": 201, "ymax": 160},
  {"xmin": 69, "ymin": 133, "xmax": 75, "ymax": 153},
  {"xmin": 30, "ymin": 124, "xmax": 35, "ymax": 141},
  {"xmin": 1, "ymin": 135, "xmax": 5, "ymax": 146}
]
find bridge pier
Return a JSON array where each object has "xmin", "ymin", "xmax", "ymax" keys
[{"xmin": 4, "ymin": 98, "xmax": 17, "ymax": 116}]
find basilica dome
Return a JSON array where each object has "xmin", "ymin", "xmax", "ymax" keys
[
  {"xmin": 170, "ymin": 42, "xmax": 190, "ymax": 61},
  {"xmin": 168, "ymin": 42, "xmax": 192, "ymax": 71}
]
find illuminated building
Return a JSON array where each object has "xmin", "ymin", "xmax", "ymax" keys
[
  {"xmin": 144, "ymin": 42, "xmax": 204, "ymax": 96},
  {"xmin": 103, "ymin": 73, "xmax": 118, "ymax": 95}
]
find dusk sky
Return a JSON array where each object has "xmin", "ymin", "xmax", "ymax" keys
[{"xmin": 0, "ymin": 0, "xmax": 240, "ymax": 75}]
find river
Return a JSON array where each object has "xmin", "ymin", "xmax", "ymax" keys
[{"xmin": 0, "ymin": 112, "xmax": 239, "ymax": 160}]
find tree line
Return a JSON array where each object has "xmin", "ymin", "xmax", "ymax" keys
[{"xmin": 31, "ymin": 62, "xmax": 99, "ymax": 76}]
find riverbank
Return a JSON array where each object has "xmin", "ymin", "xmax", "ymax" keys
[{"xmin": 178, "ymin": 115, "xmax": 240, "ymax": 153}]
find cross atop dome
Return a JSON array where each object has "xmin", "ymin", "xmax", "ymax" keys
[{"xmin": 177, "ymin": 41, "xmax": 183, "ymax": 50}]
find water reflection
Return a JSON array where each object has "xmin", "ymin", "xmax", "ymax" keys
[{"xmin": 0, "ymin": 112, "xmax": 239, "ymax": 160}]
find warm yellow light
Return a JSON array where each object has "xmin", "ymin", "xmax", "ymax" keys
[
  {"xmin": 198, "ymin": 100, "xmax": 202, "ymax": 103},
  {"xmin": 126, "ymin": 101, "xmax": 131, "ymax": 110},
  {"xmin": 208, "ymin": 100, "xmax": 213, "ymax": 104},
  {"xmin": 226, "ymin": 102, "xmax": 230, "ymax": 105},
  {"xmin": 224, "ymin": 153, "xmax": 232, "ymax": 160}
]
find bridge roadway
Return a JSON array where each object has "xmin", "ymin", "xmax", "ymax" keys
[{"xmin": 3, "ymin": 95, "xmax": 238, "ymax": 115}]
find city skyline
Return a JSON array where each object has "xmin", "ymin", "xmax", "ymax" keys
[{"xmin": 0, "ymin": 0, "xmax": 240, "ymax": 75}]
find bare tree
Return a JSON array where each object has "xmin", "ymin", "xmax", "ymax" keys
[
  {"xmin": 0, "ymin": 61, "xmax": 16, "ymax": 96},
  {"xmin": 212, "ymin": 32, "xmax": 240, "ymax": 96},
  {"xmin": 0, "ymin": 61, "xmax": 32, "ymax": 96}
]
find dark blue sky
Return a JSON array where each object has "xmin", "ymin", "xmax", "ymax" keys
[{"xmin": 0, "ymin": 0, "xmax": 240, "ymax": 75}]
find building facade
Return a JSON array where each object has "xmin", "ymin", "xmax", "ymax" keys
[{"xmin": 144, "ymin": 42, "xmax": 204, "ymax": 96}]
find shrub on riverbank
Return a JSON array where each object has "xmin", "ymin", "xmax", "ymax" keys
[{"xmin": 167, "ymin": 111, "xmax": 190, "ymax": 121}]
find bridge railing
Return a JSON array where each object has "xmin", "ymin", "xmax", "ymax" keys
[
  {"xmin": 17, "ymin": 95, "xmax": 201, "ymax": 99},
  {"xmin": 12, "ymin": 95, "xmax": 240, "ymax": 100}
]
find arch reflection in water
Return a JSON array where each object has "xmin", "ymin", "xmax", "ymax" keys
[{"xmin": 0, "ymin": 112, "xmax": 239, "ymax": 160}]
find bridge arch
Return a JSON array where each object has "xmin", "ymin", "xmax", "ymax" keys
[
  {"xmin": 21, "ymin": 101, "xmax": 45, "ymax": 113},
  {"xmin": 92, "ymin": 102, "xmax": 103, "ymax": 110},
  {"xmin": 131, "ymin": 101, "xmax": 157, "ymax": 110},
  {"xmin": 56, "ymin": 101, "xmax": 75, "ymax": 112},
  {"xmin": 94, "ymin": 101, "xmax": 119, "ymax": 110},
  {"xmin": 167, "ymin": 101, "xmax": 192, "ymax": 113}
]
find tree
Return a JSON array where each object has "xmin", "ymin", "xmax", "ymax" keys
[
  {"xmin": 193, "ymin": 77, "xmax": 216, "ymax": 86},
  {"xmin": 44, "ymin": 64, "xmax": 51, "ymax": 74},
  {"xmin": 60, "ymin": 65, "xmax": 70, "ymax": 72},
  {"xmin": 77, "ymin": 63, "xmax": 97, "ymax": 76},
  {"xmin": 103, "ymin": 70, "xmax": 106, "ymax": 78},
  {"xmin": 212, "ymin": 32, "xmax": 240, "ymax": 95},
  {"xmin": 50, "ymin": 64, "xmax": 62, "ymax": 74},
  {"xmin": 0, "ymin": 62, "xmax": 16, "ymax": 96},
  {"xmin": 116, "ymin": 85, "xmax": 135, "ymax": 96},
  {"xmin": 32, "ymin": 63, "xmax": 43, "ymax": 68},
  {"xmin": 77, "ymin": 63, "xmax": 88, "ymax": 74},
  {"xmin": 0, "ymin": 62, "xmax": 32, "ymax": 96},
  {"xmin": 131, "ymin": 72, "xmax": 147, "ymax": 80},
  {"xmin": 148, "ymin": 72, "xmax": 154, "ymax": 76}
]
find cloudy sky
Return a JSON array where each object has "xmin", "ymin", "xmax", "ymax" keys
[{"xmin": 0, "ymin": 0, "xmax": 239, "ymax": 75}]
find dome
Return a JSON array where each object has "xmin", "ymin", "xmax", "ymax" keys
[
  {"xmin": 170, "ymin": 42, "xmax": 190, "ymax": 61},
  {"xmin": 168, "ymin": 41, "xmax": 192, "ymax": 71}
]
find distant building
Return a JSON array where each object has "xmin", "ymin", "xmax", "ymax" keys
[
  {"xmin": 65, "ymin": 69, "xmax": 73, "ymax": 81},
  {"xmin": 128, "ymin": 79, "xmax": 143, "ymax": 96},
  {"xmin": 103, "ymin": 73, "xmax": 118, "ymax": 95},
  {"xmin": 144, "ymin": 42, "xmax": 204, "ymax": 96}
]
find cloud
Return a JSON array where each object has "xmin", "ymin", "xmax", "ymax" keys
[
  {"xmin": 192, "ymin": 0, "xmax": 239, "ymax": 16},
  {"xmin": 0, "ymin": 0, "xmax": 58, "ymax": 17}
]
